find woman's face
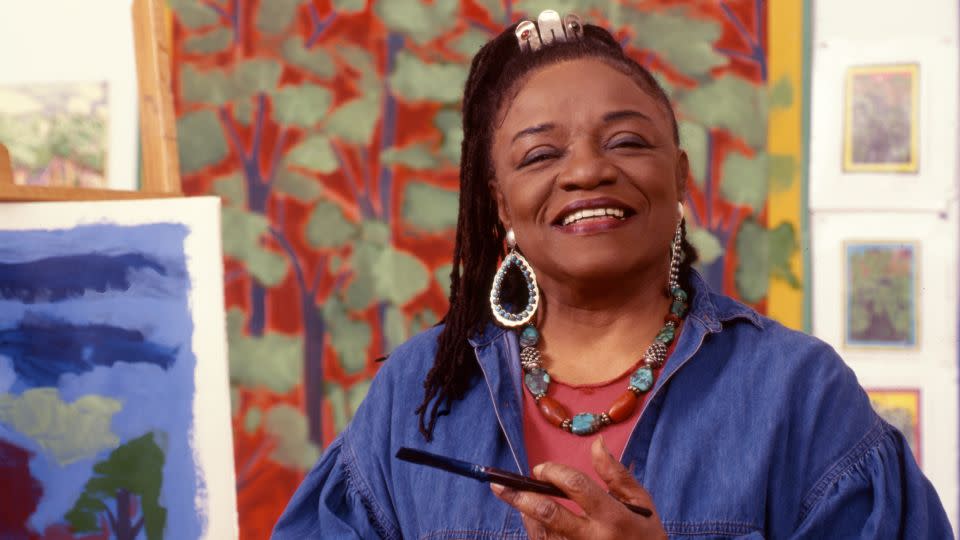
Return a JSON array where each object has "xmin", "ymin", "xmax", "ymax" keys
[{"xmin": 490, "ymin": 58, "xmax": 687, "ymax": 288}]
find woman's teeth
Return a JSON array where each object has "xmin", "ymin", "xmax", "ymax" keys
[{"xmin": 561, "ymin": 207, "xmax": 625, "ymax": 226}]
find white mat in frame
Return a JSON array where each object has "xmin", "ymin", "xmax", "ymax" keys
[
  {"xmin": 811, "ymin": 210, "xmax": 957, "ymax": 369},
  {"xmin": 809, "ymin": 38, "xmax": 958, "ymax": 211}
]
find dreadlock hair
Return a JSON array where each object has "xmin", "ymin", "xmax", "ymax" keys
[{"xmin": 415, "ymin": 21, "xmax": 699, "ymax": 441}]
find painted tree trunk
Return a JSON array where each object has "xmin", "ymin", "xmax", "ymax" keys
[{"xmin": 302, "ymin": 291, "xmax": 326, "ymax": 445}]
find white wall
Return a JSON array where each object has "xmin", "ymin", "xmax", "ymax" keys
[{"xmin": 810, "ymin": 0, "xmax": 959, "ymax": 533}]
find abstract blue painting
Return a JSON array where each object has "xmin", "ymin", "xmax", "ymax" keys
[{"xmin": 0, "ymin": 198, "xmax": 235, "ymax": 539}]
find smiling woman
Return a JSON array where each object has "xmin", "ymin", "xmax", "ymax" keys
[{"xmin": 272, "ymin": 10, "xmax": 950, "ymax": 540}]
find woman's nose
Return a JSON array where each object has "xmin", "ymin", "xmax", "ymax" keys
[{"xmin": 556, "ymin": 141, "xmax": 617, "ymax": 190}]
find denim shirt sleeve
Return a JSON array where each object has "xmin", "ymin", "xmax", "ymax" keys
[
  {"xmin": 790, "ymin": 419, "xmax": 951, "ymax": 539},
  {"xmin": 270, "ymin": 429, "xmax": 400, "ymax": 540}
]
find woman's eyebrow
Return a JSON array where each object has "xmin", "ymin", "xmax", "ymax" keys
[
  {"xmin": 602, "ymin": 109, "xmax": 653, "ymax": 123},
  {"xmin": 512, "ymin": 123, "xmax": 555, "ymax": 143}
]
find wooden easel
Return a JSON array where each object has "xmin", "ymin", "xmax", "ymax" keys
[{"xmin": 0, "ymin": 0, "xmax": 181, "ymax": 201}]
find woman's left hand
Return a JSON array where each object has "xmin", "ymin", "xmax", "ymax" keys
[{"xmin": 491, "ymin": 437, "xmax": 667, "ymax": 540}]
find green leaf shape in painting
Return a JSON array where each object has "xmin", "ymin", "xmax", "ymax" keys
[
  {"xmin": 211, "ymin": 171, "xmax": 246, "ymax": 207},
  {"xmin": 383, "ymin": 304, "xmax": 407, "ymax": 352},
  {"xmin": 678, "ymin": 75, "xmax": 767, "ymax": 150},
  {"xmin": 375, "ymin": 0, "xmax": 460, "ymax": 44},
  {"xmin": 184, "ymin": 67, "xmax": 230, "ymax": 105},
  {"xmin": 333, "ymin": 0, "xmax": 367, "ymax": 12},
  {"xmin": 285, "ymin": 134, "xmax": 339, "ymax": 174},
  {"xmin": 768, "ymin": 222, "xmax": 800, "ymax": 289},
  {"xmin": 475, "ymin": 0, "xmax": 505, "ymax": 21},
  {"xmin": 434, "ymin": 108, "xmax": 463, "ymax": 163},
  {"xmin": 721, "ymin": 151, "xmax": 768, "ymax": 212},
  {"xmin": 306, "ymin": 199, "xmax": 358, "ymax": 248},
  {"xmin": 434, "ymin": 263, "xmax": 453, "ymax": 297},
  {"xmin": 734, "ymin": 219, "xmax": 801, "ymax": 302},
  {"xmin": 322, "ymin": 298, "xmax": 372, "ymax": 374},
  {"xmin": 263, "ymin": 405, "xmax": 321, "ymax": 469},
  {"xmin": 281, "ymin": 37, "xmax": 335, "ymax": 79},
  {"xmin": 276, "ymin": 169, "xmax": 322, "ymax": 202},
  {"xmin": 514, "ymin": 0, "xmax": 610, "ymax": 14},
  {"xmin": 232, "ymin": 59, "xmax": 284, "ymax": 100},
  {"xmin": 624, "ymin": 9, "xmax": 726, "ymax": 79},
  {"xmin": 273, "ymin": 85, "xmax": 333, "ymax": 128},
  {"xmin": 360, "ymin": 219, "xmax": 391, "ymax": 245},
  {"xmin": 410, "ymin": 308, "xmax": 440, "ymax": 336},
  {"xmin": 403, "ymin": 181, "xmax": 459, "ymax": 232},
  {"xmin": 678, "ymin": 121, "xmax": 707, "ymax": 187},
  {"xmin": 343, "ymin": 242, "xmax": 379, "ymax": 310},
  {"xmin": 348, "ymin": 381, "xmax": 371, "ymax": 417},
  {"xmin": 244, "ymin": 406, "xmax": 262, "ymax": 434},
  {"xmin": 230, "ymin": 387, "xmax": 241, "ymax": 416},
  {"xmin": 64, "ymin": 433, "xmax": 166, "ymax": 540},
  {"xmin": 734, "ymin": 218, "xmax": 768, "ymax": 303},
  {"xmin": 335, "ymin": 45, "xmax": 378, "ymax": 82},
  {"xmin": 226, "ymin": 308, "xmax": 303, "ymax": 393},
  {"xmin": 389, "ymin": 51, "xmax": 469, "ymax": 104},
  {"xmin": 325, "ymin": 97, "xmax": 380, "ymax": 144},
  {"xmin": 453, "ymin": 28, "xmax": 491, "ymax": 58},
  {"xmin": 183, "ymin": 27, "xmax": 234, "ymax": 54},
  {"xmin": 177, "ymin": 109, "xmax": 228, "ymax": 174},
  {"xmin": 256, "ymin": 0, "xmax": 302, "ymax": 34},
  {"xmin": 168, "ymin": 0, "xmax": 219, "ymax": 29},
  {"xmin": 324, "ymin": 381, "xmax": 349, "ymax": 434},
  {"xmin": 769, "ymin": 153, "xmax": 796, "ymax": 192},
  {"xmin": 769, "ymin": 75, "xmax": 794, "ymax": 109},
  {"xmin": 234, "ymin": 98, "xmax": 254, "ymax": 126},
  {"xmin": 381, "ymin": 144, "xmax": 438, "ymax": 170},
  {"xmin": 374, "ymin": 247, "xmax": 431, "ymax": 305},
  {"xmin": 687, "ymin": 226, "xmax": 724, "ymax": 266},
  {"xmin": 221, "ymin": 206, "xmax": 290, "ymax": 286},
  {"xmin": 0, "ymin": 389, "xmax": 120, "ymax": 466}
]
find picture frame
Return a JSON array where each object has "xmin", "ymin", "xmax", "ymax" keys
[
  {"xmin": 843, "ymin": 241, "xmax": 919, "ymax": 350},
  {"xmin": 0, "ymin": 0, "xmax": 180, "ymax": 201},
  {"xmin": 843, "ymin": 64, "xmax": 919, "ymax": 173},
  {"xmin": 866, "ymin": 388, "xmax": 921, "ymax": 465}
]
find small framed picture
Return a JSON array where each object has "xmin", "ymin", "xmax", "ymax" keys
[
  {"xmin": 844, "ymin": 241, "xmax": 918, "ymax": 349},
  {"xmin": 843, "ymin": 64, "xmax": 919, "ymax": 173},
  {"xmin": 866, "ymin": 389, "xmax": 921, "ymax": 466}
]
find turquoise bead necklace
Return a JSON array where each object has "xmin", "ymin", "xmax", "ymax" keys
[{"xmin": 519, "ymin": 286, "xmax": 689, "ymax": 436}]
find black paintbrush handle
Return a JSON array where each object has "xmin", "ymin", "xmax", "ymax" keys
[{"xmin": 485, "ymin": 468, "xmax": 653, "ymax": 517}]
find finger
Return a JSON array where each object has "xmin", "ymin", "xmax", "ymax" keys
[
  {"xmin": 491, "ymin": 482, "xmax": 588, "ymax": 537},
  {"xmin": 532, "ymin": 461, "xmax": 617, "ymax": 521},
  {"xmin": 520, "ymin": 514, "xmax": 550, "ymax": 540},
  {"xmin": 591, "ymin": 437, "xmax": 656, "ymax": 511}
]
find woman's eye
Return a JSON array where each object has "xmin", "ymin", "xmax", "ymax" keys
[
  {"xmin": 608, "ymin": 136, "xmax": 649, "ymax": 149},
  {"xmin": 519, "ymin": 149, "xmax": 559, "ymax": 168}
]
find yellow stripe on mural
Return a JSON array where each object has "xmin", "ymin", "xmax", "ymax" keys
[{"xmin": 767, "ymin": 0, "xmax": 805, "ymax": 330}]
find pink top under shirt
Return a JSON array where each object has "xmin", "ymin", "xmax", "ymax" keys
[{"xmin": 522, "ymin": 325, "xmax": 681, "ymax": 513}]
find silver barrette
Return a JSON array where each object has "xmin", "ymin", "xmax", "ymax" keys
[{"xmin": 515, "ymin": 10, "xmax": 584, "ymax": 52}]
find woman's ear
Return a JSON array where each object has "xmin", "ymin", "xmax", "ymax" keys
[
  {"xmin": 488, "ymin": 178, "xmax": 512, "ymax": 232},
  {"xmin": 675, "ymin": 149, "xmax": 690, "ymax": 202}
]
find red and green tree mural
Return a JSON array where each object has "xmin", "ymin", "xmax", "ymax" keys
[{"xmin": 170, "ymin": 0, "xmax": 798, "ymax": 536}]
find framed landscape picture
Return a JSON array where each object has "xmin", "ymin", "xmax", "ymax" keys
[
  {"xmin": 844, "ymin": 241, "xmax": 918, "ymax": 349},
  {"xmin": 843, "ymin": 64, "xmax": 919, "ymax": 173},
  {"xmin": 0, "ymin": 0, "xmax": 139, "ymax": 190}
]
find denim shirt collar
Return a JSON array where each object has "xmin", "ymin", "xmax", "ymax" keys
[{"xmin": 466, "ymin": 270, "xmax": 760, "ymax": 474}]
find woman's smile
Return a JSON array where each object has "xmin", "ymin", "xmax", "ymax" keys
[{"xmin": 552, "ymin": 196, "xmax": 635, "ymax": 235}]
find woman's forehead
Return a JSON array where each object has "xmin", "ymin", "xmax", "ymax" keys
[{"xmin": 497, "ymin": 58, "xmax": 664, "ymax": 133}]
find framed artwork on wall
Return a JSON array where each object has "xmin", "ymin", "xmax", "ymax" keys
[
  {"xmin": 843, "ymin": 241, "xmax": 919, "ymax": 349},
  {"xmin": 866, "ymin": 388, "xmax": 921, "ymax": 465},
  {"xmin": 843, "ymin": 64, "xmax": 919, "ymax": 173},
  {"xmin": 0, "ymin": 0, "xmax": 139, "ymax": 191}
]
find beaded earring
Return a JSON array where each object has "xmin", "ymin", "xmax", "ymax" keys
[
  {"xmin": 668, "ymin": 202, "xmax": 684, "ymax": 293},
  {"xmin": 489, "ymin": 229, "xmax": 540, "ymax": 328}
]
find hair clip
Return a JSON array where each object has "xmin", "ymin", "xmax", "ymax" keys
[
  {"xmin": 515, "ymin": 9, "xmax": 584, "ymax": 52},
  {"xmin": 516, "ymin": 20, "xmax": 542, "ymax": 52}
]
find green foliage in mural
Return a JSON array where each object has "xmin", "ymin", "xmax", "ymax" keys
[{"xmin": 735, "ymin": 219, "xmax": 800, "ymax": 303}]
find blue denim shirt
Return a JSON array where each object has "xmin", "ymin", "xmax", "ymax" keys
[{"xmin": 273, "ymin": 273, "xmax": 951, "ymax": 539}]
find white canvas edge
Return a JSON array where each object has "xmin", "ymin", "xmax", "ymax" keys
[
  {"xmin": 0, "ymin": 197, "xmax": 239, "ymax": 538},
  {"xmin": 810, "ymin": 209, "xmax": 957, "ymax": 370},
  {"xmin": 853, "ymin": 368, "xmax": 959, "ymax": 536},
  {"xmin": 0, "ymin": 0, "xmax": 139, "ymax": 190},
  {"xmin": 809, "ymin": 37, "xmax": 959, "ymax": 211}
]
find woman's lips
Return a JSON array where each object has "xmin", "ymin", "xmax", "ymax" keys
[{"xmin": 554, "ymin": 213, "xmax": 633, "ymax": 234}]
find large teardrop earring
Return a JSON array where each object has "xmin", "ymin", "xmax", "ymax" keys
[{"xmin": 490, "ymin": 229, "xmax": 540, "ymax": 328}]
